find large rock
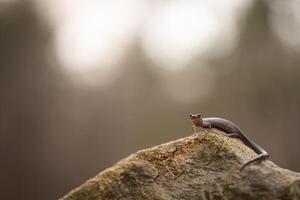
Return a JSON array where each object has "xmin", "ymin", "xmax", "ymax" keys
[{"xmin": 60, "ymin": 130, "xmax": 300, "ymax": 200}]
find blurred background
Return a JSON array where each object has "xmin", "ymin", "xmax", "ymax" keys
[{"xmin": 1, "ymin": 0, "xmax": 300, "ymax": 199}]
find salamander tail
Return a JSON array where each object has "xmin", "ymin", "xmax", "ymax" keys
[{"xmin": 240, "ymin": 152, "xmax": 269, "ymax": 172}]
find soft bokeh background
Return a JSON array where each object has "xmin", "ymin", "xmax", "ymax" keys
[{"xmin": 1, "ymin": 0, "xmax": 300, "ymax": 199}]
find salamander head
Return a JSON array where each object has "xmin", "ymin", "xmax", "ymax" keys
[{"xmin": 189, "ymin": 113, "xmax": 203, "ymax": 127}]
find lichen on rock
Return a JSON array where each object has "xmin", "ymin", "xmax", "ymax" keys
[{"xmin": 60, "ymin": 130, "xmax": 300, "ymax": 200}]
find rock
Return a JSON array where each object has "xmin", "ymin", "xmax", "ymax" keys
[{"xmin": 60, "ymin": 130, "xmax": 300, "ymax": 200}]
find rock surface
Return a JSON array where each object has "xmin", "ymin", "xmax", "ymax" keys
[{"xmin": 60, "ymin": 130, "xmax": 300, "ymax": 200}]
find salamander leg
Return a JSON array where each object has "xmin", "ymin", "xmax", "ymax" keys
[
  {"xmin": 192, "ymin": 125, "xmax": 197, "ymax": 133},
  {"xmin": 203, "ymin": 122, "xmax": 212, "ymax": 130},
  {"xmin": 208, "ymin": 123, "xmax": 212, "ymax": 129}
]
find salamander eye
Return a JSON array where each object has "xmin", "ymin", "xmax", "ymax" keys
[
  {"xmin": 189, "ymin": 114, "xmax": 193, "ymax": 118},
  {"xmin": 197, "ymin": 114, "xmax": 202, "ymax": 118}
]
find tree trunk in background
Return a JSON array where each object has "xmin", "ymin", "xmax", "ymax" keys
[{"xmin": 60, "ymin": 130, "xmax": 300, "ymax": 200}]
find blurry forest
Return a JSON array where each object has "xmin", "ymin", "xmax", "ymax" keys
[{"xmin": 1, "ymin": 0, "xmax": 300, "ymax": 199}]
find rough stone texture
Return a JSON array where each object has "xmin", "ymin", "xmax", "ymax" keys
[{"xmin": 60, "ymin": 130, "xmax": 300, "ymax": 200}]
